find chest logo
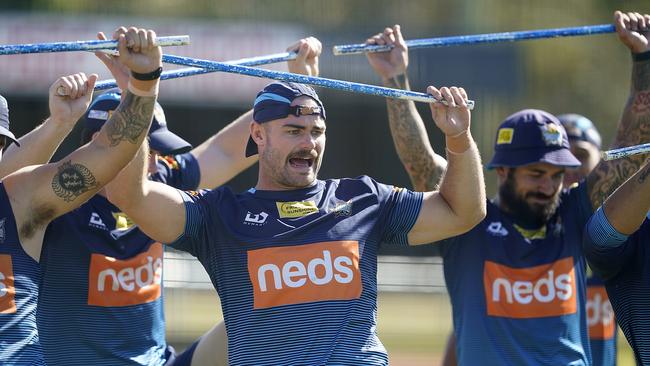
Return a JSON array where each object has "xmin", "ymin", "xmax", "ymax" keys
[
  {"xmin": 248, "ymin": 241, "xmax": 362, "ymax": 309},
  {"xmin": 87, "ymin": 243, "xmax": 163, "ymax": 307},
  {"xmin": 89, "ymin": 212, "xmax": 108, "ymax": 230},
  {"xmin": 486, "ymin": 222, "xmax": 508, "ymax": 237},
  {"xmin": 330, "ymin": 200, "xmax": 352, "ymax": 217},
  {"xmin": 0, "ymin": 255, "xmax": 16, "ymax": 314},
  {"xmin": 586, "ymin": 286, "xmax": 615, "ymax": 340},
  {"xmin": 483, "ymin": 257, "xmax": 577, "ymax": 318},
  {"xmin": 276, "ymin": 201, "xmax": 318, "ymax": 218},
  {"xmin": 244, "ymin": 211, "xmax": 269, "ymax": 225}
]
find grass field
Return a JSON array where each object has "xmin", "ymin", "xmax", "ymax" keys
[{"xmin": 164, "ymin": 289, "xmax": 636, "ymax": 365}]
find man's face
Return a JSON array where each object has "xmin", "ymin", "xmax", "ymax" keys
[
  {"xmin": 255, "ymin": 96, "xmax": 326, "ymax": 190},
  {"xmin": 497, "ymin": 162, "xmax": 565, "ymax": 227},
  {"xmin": 563, "ymin": 141, "xmax": 600, "ymax": 186}
]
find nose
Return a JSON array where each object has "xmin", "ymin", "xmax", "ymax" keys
[
  {"xmin": 299, "ymin": 133, "xmax": 317, "ymax": 151},
  {"xmin": 537, "ymin": 176, "xmax": 557, "ymax": 196}
]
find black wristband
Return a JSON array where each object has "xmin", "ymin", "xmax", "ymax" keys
[
  {"xmin": 130, "ymin": 66, "xmax": 163, "ymax": 81},
  {"xmin": 632, "ymin": 51, "xmax": 650, "ymax": 62}
]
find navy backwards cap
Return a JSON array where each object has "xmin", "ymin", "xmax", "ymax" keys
[
  {"xmin": 0, "ymin": 95, "xmax": 20, "ymax": 147},
  {"xmin": 246, "ymin": 81, "xmax": 326, "ymax": 157},
  {"xmin": 487, "ymin": 109, "xmax": 581, "ymax": 169},
  {"xmin": 556, "ymin": 113, "xmax": 602, "ymax": 149},
  {"xmin": 83, "ymin": 90, "xmax": 192, "ymax": 155}
]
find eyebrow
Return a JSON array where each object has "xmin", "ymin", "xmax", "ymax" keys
[{"xmin": 282, "ymin": 123, "xmax": 326, "ymax": 130}]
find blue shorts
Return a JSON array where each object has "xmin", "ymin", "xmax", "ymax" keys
[{"xmin": 164, "ymin": 341, "xmax": 199, "ymax": 366}]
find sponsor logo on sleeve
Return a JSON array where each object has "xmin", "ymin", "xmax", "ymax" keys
[
  {"xmin": 483, "ymin": 257, "xmax": 577, "ymax": 318},
  {"xmin": 276, "ymin": 201, "xmax": 318, "ymax": 218},
  {"xmin": 248, "ymin": 241, "xmax": 362, "ymax": 309},
  {"xmin": 88, "ymin": 243, "xmax": 163, "ymax": 307},
  {"xmin": 0, "ymin": 255, "xmax": 16, "ymax": 314},
  {"xmin": 586, "ymin": 286, "xmax": 615, "ymax": 340}
]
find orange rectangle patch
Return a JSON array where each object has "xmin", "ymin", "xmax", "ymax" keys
[
  {"xmin": 484, "ymin": 257, "xmax": 577, "ymax": 318},
  {"xmin": 88, "ymin": 242, "xmax": 163, "ymax": 307},
  {"xmin": 0, "ymin": 255, "xmax": 16, "ymax": 314},
  {"xmin": 248, "ymin": 241, "xmax": 362, "ymax": 309},
  {"xmin": 586, "ymin": 286, "xmax": 616, "ymax": 340}
]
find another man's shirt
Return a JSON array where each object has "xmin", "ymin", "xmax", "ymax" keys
[
  {"xmin": 440, "ymin": 184, "xmax": 593, "ymax": 365},
  {"xmin": 171, "ymin": 176, "xmax": 423, "ymax": 365},
  {"xmin": 584, "ymin": 210, "xmax": 650, "ymax": 365}
]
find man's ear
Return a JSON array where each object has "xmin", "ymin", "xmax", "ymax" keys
[
  {"xmin": 251, "ymin": 122, "xmax": 265, "ymax": 147},
  {"xmin": 495, "ymin": 166, "xmax": 509, "ymax": 180}
]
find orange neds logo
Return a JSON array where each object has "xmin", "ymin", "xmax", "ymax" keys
[
  {"xmin": 483, "ymin": 257, "xmax": 577, "ymax": 318},
  {"xmin": 248, "ymin": 241, "xmax": 362, "ymax": 309},
  {"xmin": 0, "ymin": 255, "xmax": 16, "ymax": 314},
  {"xmin": 587, "ymin": 286, "xmax": 615, "ymax": 340},
  {"xmin": 88, "ymin": 242, "xmax": 163, "ymax": 307}
]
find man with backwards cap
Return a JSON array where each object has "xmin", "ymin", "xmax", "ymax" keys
[
  {"xmin": 558, "ymin": 113, "xmax": 617, "ymax": 366},
  {"xmin": 364, "ymin": 10, "xmax": 650, "ymax": 365},
  {"xmin": 0, "ymin": 26, "xmax": 162, "ymax": 366},
  {"xmin": 33, "ymin": 37, "xmax": 323, "ymax": 365},
  {"xmin": 106, "ymin": 78, "xmax": 486, "ymax": 365}
]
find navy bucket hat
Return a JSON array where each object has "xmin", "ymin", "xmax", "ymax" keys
[
  {"xmin": 246, "ymin": 82, "xmax": 326, "ymax": 157},
  {"xmin": 82, "ymin": 90, "xmax": 192, "ymax": 155},
  {"xmin": 487, "ymin": 109, "xmax": 581, "ymax": 169}
]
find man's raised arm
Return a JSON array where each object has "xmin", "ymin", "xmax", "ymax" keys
[
  {"xmin": 408, "ymin": 86, "xmax": 486, "ymax": 245},
  {"xmin": 366, "ymin": 25, "xmax": 447, "ymax": 191},
  {"xmin": 4, "ymin": 27, "xmax": 162, "ymax": 250},
  {"xmin": 587, "ymin": 11, "xmax": 650, "ymax": 208}
]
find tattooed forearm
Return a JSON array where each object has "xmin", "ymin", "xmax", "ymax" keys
[
  {"xmin": 105, "ymin": 91, "xmax": 155, "ymax": 146},
  {"xmin": 384, "ymin": 74, "xmax": 446, "ymax": 191},
  {"xmin": 587, "ymin": 59, "xmax": 650, "ymax": 208},
  {"xmin": 638, "ymin": 161, "xmax": 650, "ymax": 183},
  {"xmin": 51, "ymin": 161, "xmax": 99, "ymax": 202}
]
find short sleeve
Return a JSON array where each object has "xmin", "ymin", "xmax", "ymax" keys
[
  {"xmin": 168, "ymin": 189, "xmax": 215, "ymax": 259},
  {"xmin": 582, "ymin": 206, "xmax": 634, "ymax": 281},
  {"xmin": 151, "ymin": 153, "xmax": 201, "ymax": 190},
  {"xmin": 380, "ymin": 187, "xmax": 423, "ymax": 247}
]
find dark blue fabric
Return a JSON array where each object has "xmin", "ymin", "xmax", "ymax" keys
[
  {"xmin": 439, "ymin": 183, "xmax": 593, "ymax": 365},
  {"xmin": 487, "ymin": 109, "xmax": 581, "ymax": 169}
]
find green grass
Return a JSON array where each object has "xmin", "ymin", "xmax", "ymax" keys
[{"xmin": 164, "ymin": 289, "xmax": 637, "ymax": 365}]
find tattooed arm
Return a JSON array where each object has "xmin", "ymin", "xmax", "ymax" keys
[
  {"xmin": 366, "ymin": 25, "xmax": 447, "ymax": 191},
  {"xmin": 600, "ymin": 159, "xmax": 650, "ymax": 234},
  {"xmin": 586, "ymin": 11, "xmax": 650, "ymax": 209},
  {"xmin": 3, "ymin": 27, "xmax": 162, "ymax": 261}
]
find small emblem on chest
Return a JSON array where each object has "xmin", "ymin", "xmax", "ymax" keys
[
  {"xmin": 244, "ymin": 211, "xmax": 269, "ymax": 226},
  {"xmin": 486, "ymin": 222, "xmax": 508, "ymax": 237},
  {"xmin": 330, "ymin": 200, "xmax": 352, "ymax": 217},
  {"xmin": 276, "ymin": 201, "xmax": 318, "ymax": 218}
]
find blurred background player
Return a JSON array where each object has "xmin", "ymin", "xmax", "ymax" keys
[
  {"xmin": 35, "ymin": 35, "xmax": 322, "ymax": 366},
  {"xmin": 364, "ymin": 10, "xmax": 649, "ymax": 365},
  {"xmin": 0, "ymin": 25, "xmax": 162, "ymax": 365},
  {"xmin": 559, "ymin": 113, "xmax": 617, "ymax": 366}
]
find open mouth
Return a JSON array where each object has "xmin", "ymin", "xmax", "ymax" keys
[{"xmin": 289, "ymin": 157, "xmax": 314, "ymax": 169}]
